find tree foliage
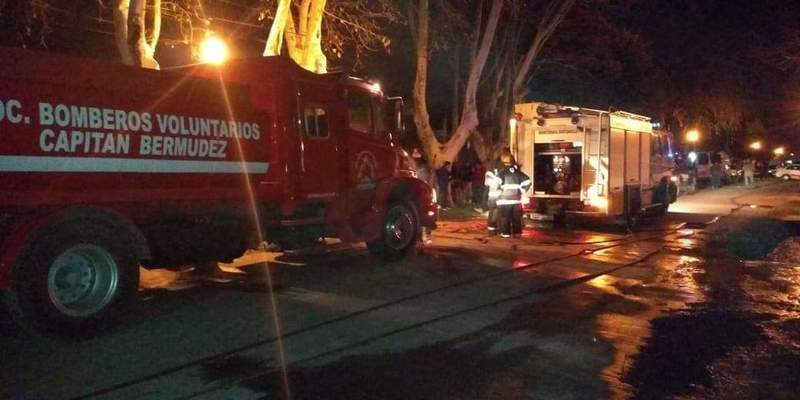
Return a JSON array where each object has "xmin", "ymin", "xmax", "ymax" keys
[
  {"xmin": 409, "ymin": 0, "xmax": 578, "ymax": 165},
  {"xmin": 0, "ymin": 0, "xmax": 400, "ymax": 69}
]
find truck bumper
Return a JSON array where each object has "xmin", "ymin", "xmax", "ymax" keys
[{"xmin": 565, "ymin": 210, "xmax": 606, "ymax": 217}]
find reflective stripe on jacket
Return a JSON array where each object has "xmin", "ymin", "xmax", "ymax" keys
[
  {"xmin": 498, "ymin": 165, "xmax": 531, "ymax": 203},
  {"xmin": 485, "ymin": 168, "xmax": 503, "ymax": 200},
  {"xmin": 485, "ymin": 170, "xmax": 502, "ymax": 187},
  {"xmin": 496, "ymin": 199, "xmax": 522, "ymax": 205}
]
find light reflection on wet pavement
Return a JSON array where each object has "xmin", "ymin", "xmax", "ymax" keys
[
  {"xmin": 424, "ymin": 215, "xmax": 800, "ymax": 399},
  {"xmin": 208, "ymin": 217, "xmax": 798, "ymax": 399}
]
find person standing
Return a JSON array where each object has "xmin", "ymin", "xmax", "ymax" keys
[
  {"xmin": 496, "ymin": 154, "xmax": 532, "ymax": 238},
  {"xmin": 435, "ymin": 161, "xmax": 452, "ymax": 209},
  {"xmin": 471, "ymin": 161, "xmax": 487, "ymax": 210},
  {"xmin": 485, "ymin": 149, "xmax": 511, "ymax": 235},
  {"xmin": 412, "ymin": 149, "xmax": 434, "ymax": 244},
  {"xmin": 710, "ymin": 162, "xmax": 723, "ymax": 189},
  {"xmin": 743, "ymin": 158, "xmax": 755, "ymax": 187}
]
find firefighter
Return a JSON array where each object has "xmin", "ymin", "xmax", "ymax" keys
[
  {"xmin": 496, "ymin": 154, "xmax": 532, "ymax": 238},
  {"xmin": 484, "ymin": 148, "xmax": 511, "ymax": 235}
]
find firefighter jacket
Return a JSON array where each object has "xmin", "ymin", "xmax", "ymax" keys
[
  {"xmin": 496, "ymin": 165, "xmax": 532, "ymax": 206},
  {"xmin": 484, "ymin": 164, "xmax": 503, "ymax": 207}
]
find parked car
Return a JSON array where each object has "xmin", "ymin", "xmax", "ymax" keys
[
  {"xmin": 774, "ymin": 164, "xmax": 800, "ymax": 180},
  {"xmin": 727, "ymin": 159, "xmax": 743, "ymax": 184}
]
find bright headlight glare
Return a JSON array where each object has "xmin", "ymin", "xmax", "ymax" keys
[
  {"xmin": 586, "ymin": 184, "xmax": 608, "ymax": 209},
  {"xmin": 589, "ymin": 196, "xmax": 608, "ymax": 209}
]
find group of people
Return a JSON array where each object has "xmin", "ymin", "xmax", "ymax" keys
[
  {"xmin": 412, "ymin": 155, "xmax": 487, "ymax": 210},
  {"xmin": 411, "ymin": 148, "xmax": 531, "ymax": 238},
  {"xmin": 710, "ymin": 158, "xmax": 757, "ymax": 189}
]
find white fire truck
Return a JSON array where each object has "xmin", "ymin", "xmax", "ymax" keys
[{"xmin": 511, "ymin": 103, "xmax": 677, "ymax": 223}]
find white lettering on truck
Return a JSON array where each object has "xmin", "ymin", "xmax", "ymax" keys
[
  {"xmin": 0, "ymin": 99, "xmax": 24, "ymax": 124},
  {"xmin": 25, "ymin": 101, "xmax": 260, "ymax": 161},
  {"xmin": 39, "ymin": 129, "xmax": 130, "ymax": 154},
  {"xmin": 39, "ymin": 102, "xmax": 153, "ymax": 132},
  {"xmin": 139, "ymin": 135, "xmax": 227, "ymax": 158}
]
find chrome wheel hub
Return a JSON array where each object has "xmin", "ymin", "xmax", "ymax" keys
[{"xmin": 47, "ymin": 244, "xmax": 119, "ymax": 317}]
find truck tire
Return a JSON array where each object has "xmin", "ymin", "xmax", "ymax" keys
[
  {"xmin": 367, "ymin": 201, "xmax": 419, "ymax": 260},
  {"xmin": 5, "ymin": 221, "xmax": 140, "ymax": 336}
]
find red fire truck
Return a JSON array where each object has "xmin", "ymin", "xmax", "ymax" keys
[{"xmin": 0, "ymin": 47, "xmax": 436, "ymax": 334}]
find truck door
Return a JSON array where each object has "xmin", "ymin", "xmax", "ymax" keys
[
  {"xmin": 296, "ymin": 82, "xmax": 340, "ymax": 201},
  {"xmin": 345, "ymin": 88, "xmax": 395, "ymax": 193}
]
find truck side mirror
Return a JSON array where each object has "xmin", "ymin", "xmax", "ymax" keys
[{"xmin": 387, "ymin": 96, "xmax": 405, "ymax": 139}]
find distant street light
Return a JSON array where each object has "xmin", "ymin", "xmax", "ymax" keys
[
  {"xmin": 774, "ymin": 147, "xmax": 785, "ymax": 156},
  {"xmin": 686, "ymin": 129, "xmax": 700, "ymax": 143},
  {"xmin": 199, "ymin": 36, "xmax": 229, "ymax": 65},
  {"xmin": 749, "ymin": 141, "xmax": 762, "ymax": 150}
]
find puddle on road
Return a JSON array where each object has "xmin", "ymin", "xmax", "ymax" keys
[
  {"xmin": 624, "ymin": 232, "xmax": 800, "ymax": 399},
  {"xmin": 625, "ymin": 307, "xmax": 767, "ymax": 399}
]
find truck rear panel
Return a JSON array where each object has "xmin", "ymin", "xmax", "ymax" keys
[{"xmin": 513, "ymin": 103, "xmax": 656, "ymax": 218}]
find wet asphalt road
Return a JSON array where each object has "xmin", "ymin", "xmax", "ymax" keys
[{"xmin": 1, "ymin": 181, "xmax": 799, "ymax": 399}]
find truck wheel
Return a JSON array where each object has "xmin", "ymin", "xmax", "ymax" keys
[
  {"xmin": 6, "ymin": 222, "xmax": 140, "ymax": 335},
  {"xmin": 782, "ymin": 174, "xmax": 790, "ymax": 181},
  {"xmin": 367, "ymin": 202, "xmax": 419, "ymax": 260}
]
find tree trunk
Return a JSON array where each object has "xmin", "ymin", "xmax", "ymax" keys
[
  {"xmin": 496, "ymin": 63, "xmax": 515, "ymax": 148},
  {"xmin": 444, "ymin": 0, "xmax": 503, "ymax": 164},
  {"xmin": 450, "ymin": 43, "xmax": 460, "ymax": 134},
  {"xmin": 410, "ymin": 0, "xmax": 441, "ymax": 165},
  {"xmin": 149, "ymin": 0, "xmax": 161, "ymax": 51},
  {"xmin": 410, "ymin": 0, "xmax": 503, "ymax": 168},
  {"xmin": 470, "ymin": 131, "xmax": 490, "ymax": 163},
  {"xmin": 264, "ymin": 0, "xmax": 291, "ymax": 57},
  {"xmin": 264, "ymin": 0, "xmax": 327, "ymax": 73},
  {"xmin": 115, "ymin": 0, "xmax": 133, "ymax": 65},
  {"xmin": 116, "ymin": 0, "xmax": 159, "ymax": 69},
  {"xmin": 303, "ymin": 0, "xmax": 327, "ymax": 73}
]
